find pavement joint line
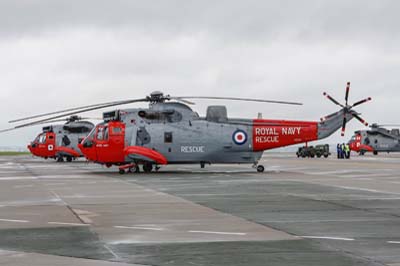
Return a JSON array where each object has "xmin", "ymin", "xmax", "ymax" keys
[
  {"xmin": 48, "ymin": 222, "xmax": 89, "ymax": 226},
  {"xmin": 188, "ymin": 230, "xmax": 247, "ymax": 236},
  {"xmin": 301, "ymin": 236, "xmax": 355, "ymax": 241},
  {"xmin": 114, "ymin": 226, "xmax": 164, "ymax": 231},
  {"xmin": 387, "ymin": 241, "xmax": 400, "ymax": 244},
  {"xmin": 0, "ymin": 218, "xmax": 30, "ymax": 223}
]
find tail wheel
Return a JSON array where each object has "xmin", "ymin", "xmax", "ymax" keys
[{"xmin": 257, "ymin": 165, "xmax": 265, "ymax": 173}]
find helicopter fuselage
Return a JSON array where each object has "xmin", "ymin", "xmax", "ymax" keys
[{"xmin": 79, "ymin": 102, "xmax": 353, "ymax": 169}]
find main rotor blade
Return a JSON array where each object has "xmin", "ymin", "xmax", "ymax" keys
[
  {"xmin": 1, "ymin": 98, "xmax": 147, "ymax": 133},
  {"xmin": 9, "ymin": 98, "xmax": 147, "ymax": 123},
  {"xmin": 341, "ymin": 115, "xmax": 347, "ymax": 136},
  {"xmin": 352, "ymin": 113, "xmax": 369, "ymax": 126},
  {"xmin": 174, "ymin": 96, "xmax": 302, "ymax": 106},
  {"xmin": 169, "ymin": 97, "xmax": 195, "ymax": 105},
  {"xmin": 352, "ymin": 97, "xmax": 372, "ymax": 107},
  {"xmin": 323, "ymin": 92, "xmax": 344, "ymax": 108},
  {"xmin": 345, "ymin": 82, "xmax": 350, "ymax": 105}
]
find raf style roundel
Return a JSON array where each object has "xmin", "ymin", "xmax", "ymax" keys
[{"xmin": 232, "ymin": 130, "xmax": 248, "ymax": 145}]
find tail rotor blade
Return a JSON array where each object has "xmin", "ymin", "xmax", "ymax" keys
[
  {"xmin": 341, "ymin": 116, "xmax": 347, "ymax": 136},
  {"xmin": 323, "ymin": 92, "xmax": 344, "ymax": 108},
  {"xmin": 352, "ymin": 113, "xmax": 369, "ymax": 126},
  {"xmin": 352, "ymin": 97, "xmax": 372, "ymax": 107},
  {"xmin": 345, "ymin": 82, "xmax": 350, "ymax": 105}
]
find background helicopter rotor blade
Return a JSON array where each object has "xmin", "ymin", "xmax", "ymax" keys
[
  {"xmin": 345, "ymin": 82, "xmax": 350, "ymax": 106},
  {"xmin": 173, "ymin": 96, "xmax": 303, "ymax": 106},
  {"xmin": 351, "ymin": 97, "xmax": 372, "ymax": 108},
  {"xmin": 323, "ymin": 92, "xmax": 344, "ymax": 108}
]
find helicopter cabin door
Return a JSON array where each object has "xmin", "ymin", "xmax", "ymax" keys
[{"xmin": 95, "ymin": 122, "xmax": 125, "ymax": 163}]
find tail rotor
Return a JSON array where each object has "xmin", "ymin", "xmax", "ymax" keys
[{"xmin": 321, "ymin": 82, "xmax": 372, "ymax": 136}]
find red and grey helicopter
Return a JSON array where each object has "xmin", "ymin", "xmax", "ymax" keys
[
  {"xmin": 3, "ymin": 82, "xmax": 371, "ymax": 173},
  {"xmin": 348, "ymin": 123, "xmax": 400, "ymax": 155},
  {"xmin": 2, "ymin": 116, "xmax": 94, "ymax": 162}
]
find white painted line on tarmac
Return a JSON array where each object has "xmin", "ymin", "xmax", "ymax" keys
[
  {"xmin": 301, "ymin": 236, "xmax": 354, "ymax": 241},
  {"xmin": 188, "ymin": 230, "xmax": 247, "ymax": 236},
  {"xmin": 48, "ymin": 222, "xmax": 89, "ymax": 226},
  {"xmin": 388, "ymin": 241, "xmax": 400, "ymax": 244},
  {"xmin": 0, "ymin": 218, "xmax": 29, "ymax": 223},
  {"xmin": 114, "ymin": 226, "xmax": 164, "ymax": 231},
  {"xmin": 13, "ymin": 185, "xmax": 34, "ymax": 188}
]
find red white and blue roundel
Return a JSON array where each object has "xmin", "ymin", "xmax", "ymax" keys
[{"xmin": 232, "ymin": 130, "xmax": 248, "ymax": 145}]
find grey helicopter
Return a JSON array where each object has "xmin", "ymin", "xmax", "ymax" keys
[
  {"xmin": 349, "ymin": 123, "xmax": 400, "ymax": 155},
  {"xmin": 3, "ymin": 82, "xmax": 371, "ymax": 173}
]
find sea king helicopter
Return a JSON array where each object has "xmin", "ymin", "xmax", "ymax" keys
[
  {"xmin": 3, "ymin": 82, "xmax": 371, "ymax": 173},
  {"xmin": 348, "ymin": 124, "xmax": 400, "ymax": 155},
  {"xmin": 2, "ymin": 115, "xmax": 94, "ymax": 162}
]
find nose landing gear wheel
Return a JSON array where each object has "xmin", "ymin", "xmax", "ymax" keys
[{"xmin": 257, "ymin": 165, "xmax": 265, "ymax": 173}]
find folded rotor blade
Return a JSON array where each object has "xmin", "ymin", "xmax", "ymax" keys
[
  {"xmin": 341, "ymin": 115, "xmax": 347, "ymax": 136},
  {"xmin": 174, "ymin": 96, "xmax": 302, "ymax": 106},
  {"xmin": 352, "ymin": 97, "xmax": 372, "ymax": 107},
  {"xmin": 352, "ymin": 113, "xmax": 369, "ymax": 126},
  {"xmin": 323, "ymin": 92, "xmax": 344, "ymax": 108},
  {"xmin": 345, "ymin": 82, "xmax": 350, "ymax": 105}
]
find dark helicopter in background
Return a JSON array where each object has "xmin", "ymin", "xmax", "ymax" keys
[
  {"xmin": 349, "ymin": 123, "xmax": 400, "ymax": 155},
  {"xmin": 2, "ymin": 116, "xmax": 94, "ymax": 162},
  {"xmin": 1, "ymin": 82, "xmax": 371, "ymax": 173}
]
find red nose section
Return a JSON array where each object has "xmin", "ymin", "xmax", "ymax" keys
[{"xmin": 78, "ymin": 143, "xmax": 97, "ymax": 161}]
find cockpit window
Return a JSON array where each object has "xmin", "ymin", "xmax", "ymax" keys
[
  {"xmin": 96, "ymin": 126, "xmax": 109, "ymax": 140},
  {"xmin": 38, "ymin": 134, "xmax": 46, "ymax": 144}
]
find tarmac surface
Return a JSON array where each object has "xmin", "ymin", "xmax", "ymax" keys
[{"xmin": 0, "ymin": 153, "xmax": 400, "ymax": 265}]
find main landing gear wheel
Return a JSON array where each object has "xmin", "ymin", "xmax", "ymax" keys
[
  {"xmin": 66, "ymin": 157, "xmax": 72, "ymax": 162},
  {"xmin": 143, "ymin": 163, "xmax": 153, "ymax": 173},
  {"xmin": 119, "ymin": 169, "xmax": 125, "ymax": 175},
  {"xmin": 257, "ymin": 165, "xmax": 265, "ymax": 173},
  {"xmin": 56, "ymin": 156, "xmax": 64, "ymax": 162}
]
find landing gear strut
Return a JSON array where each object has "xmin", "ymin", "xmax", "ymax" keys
[
  {"xmin": 143, "ymin": 162, "xmax": 153, "ymax": 173},
  {"xmin": 56, "ymin": 156, "xmax": 64, "ymax": 162}
]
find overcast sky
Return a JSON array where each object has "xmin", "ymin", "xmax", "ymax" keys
[{"xmin": 1, "ymin": 0, "xmax": 399, "ymax": 148}]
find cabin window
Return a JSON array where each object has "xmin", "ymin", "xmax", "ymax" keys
[
  {"xmin": 164, "ymin": 132, "xmax": 173, "ymax": 143},
  {"xmin": 113, "ymin": 127, "xmax": 122, "ymax": 134}
]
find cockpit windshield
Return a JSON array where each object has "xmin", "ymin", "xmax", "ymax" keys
[{"xmin": 37, "ymin": 133, "xmax": 46, "ymax": 144}]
